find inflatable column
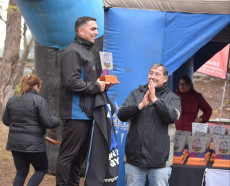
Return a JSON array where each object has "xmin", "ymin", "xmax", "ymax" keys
[{"xmin": 15, "ymin": 0, "xmax": 104, "ymax": 173}]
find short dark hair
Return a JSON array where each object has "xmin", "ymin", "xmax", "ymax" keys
[
  {"xmin": 150, "ymin": 63, "xmax": 168, "ymax": 77},
  {"xmin": 75, "ymin": 16, "xmax": 96, "ymax": 33}
]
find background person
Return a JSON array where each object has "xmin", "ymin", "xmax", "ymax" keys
[
  {"xmin": 56, "ymin": 16, "xmax": 110, "ymax": 186},
  {"xmin": 117, "ymin": 63, "xmax": 181, "ymax": 186},
  {"xmin": 175, "ymin": 75, "xmax": 212, "ymax": 132},
  {"xmin": 2, "ymin": 74, "xmax": 61, "ymax": 186}
]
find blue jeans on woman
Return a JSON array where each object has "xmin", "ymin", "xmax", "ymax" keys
[
  {"xmin": 125, "ymin": 162, "xmax": 172, "ymax": 186},
  {"xmin": 12, "ymin": 151, "xmax": 48, "ymax": 186}
]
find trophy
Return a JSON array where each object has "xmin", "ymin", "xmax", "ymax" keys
[
  {"xmin": 44, "ymin": 129, "xmax": 60, "ymax": 145},
  {"xmin": 192, "ymin": 138, "xmax": 202, "ymax": 157},
  {"xmin": 99, "ymin": 52, "xmax": 119, "ymax": 84},
  {"xmin": 219, "ymin": 141, "xmax": 228, "ymax": 159},
  {"xmin": 213, "ymin": 137, "xmax": 230, "ymax": 168}
]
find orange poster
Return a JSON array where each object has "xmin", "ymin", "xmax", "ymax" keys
[{"xmin": 197, "ymin": 44, "xmax": 229, "ymax": 79}]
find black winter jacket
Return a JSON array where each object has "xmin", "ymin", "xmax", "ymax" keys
[
  {"xmin": 59, "ymin": 36, "xmax": 101, "ymax": 119},
  {"xmin": 117, "ymin": 84, "xmax": 181, "ymax": 169},
  {"xmin": 2, "ymin": 89, "xmax": 61, "ymax": 152}
]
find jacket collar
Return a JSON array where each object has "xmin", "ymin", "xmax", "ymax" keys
[
  {"xmin": 176, "ymin": 88, "xmax": 197, "ymax": 95},
  {"xmin": 74, "ymin": 35, "xmax": 94, "ymax": 50},
  {"xmin": 29, "ymin": 89, "xmax": 39, "ymax": 95},
  {"xmin": 140, "ymin": 84, "xmax": 168, "ymax": 97}
]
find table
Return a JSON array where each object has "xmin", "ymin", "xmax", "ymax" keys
[{"xmin": 169, "ymin": 162, "xmax": 230, "ymax": 186}]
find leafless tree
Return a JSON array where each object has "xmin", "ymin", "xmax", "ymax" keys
[{"xmin": 0, "ymin": 0, "xmax": 33, "ymax": 116}]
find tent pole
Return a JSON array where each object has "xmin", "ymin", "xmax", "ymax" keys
[
  {"xmin": 219, "ymin": 47, "xmax": 230, "ymax": 119},
  {"xmin": 219, "ymin": 78, "xmax": 227, "ymax": 119}
]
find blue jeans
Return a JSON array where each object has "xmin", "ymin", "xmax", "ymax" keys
[{"xmin": 125, "ymin": 163, "xmax": 172, "ymax": 186}]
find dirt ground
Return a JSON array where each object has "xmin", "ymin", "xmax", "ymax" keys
[
  {"xmin": 193, "ymin": 72, "xmax": 230, "ymax": 119},
  {"xmin": 0, "ymin": 72, "xmax": 229, "ymax": 185}
]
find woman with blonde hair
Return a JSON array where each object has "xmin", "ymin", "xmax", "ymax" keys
[{"xmin": 2, "ymin": 74, "xmax": 61, "ymax": 186}]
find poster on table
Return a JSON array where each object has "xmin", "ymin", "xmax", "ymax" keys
[
  {"xmin": 209, "ymin": 125, "xmax": 226, "ymax": 136},
  {"xmin": 193, "ymin": 132, "xmax": 212, "ymax": 151},
  {"xmin": 212, "ymin": 135, "xmax": 230, "ymax": 154},
  {"xmin": 192, "ymin": 123, "xmax": 208, "ymax": 134},
  {"xmin": 188, "ymin": 136, "xmax": 207, "ymax": 158},
  {"xmin": 176, "ymin": 130, "xmax": 191, "ymax": 149},
  {"xmin": 174, "ymin": 135, "xmax": 187, "ymax": 156},
  {"xmin": 213, "ymin": 136, "xmax": 230, "ymax": 160}
]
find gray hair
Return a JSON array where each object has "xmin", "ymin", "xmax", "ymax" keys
[{"xmin": 150, "ymin": 63, "xmax": 168, "ymax": 77}]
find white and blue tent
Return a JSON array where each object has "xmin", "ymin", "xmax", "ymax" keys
[{"xmin": 102, "ymin": 1, "xmax": 229, "ymax": 185}]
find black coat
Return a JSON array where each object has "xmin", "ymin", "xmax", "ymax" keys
[
  {"xmin": 59, "ymin": 36, "xmax": 101, "ymax": 120},
  {"xmin": 117, "ymin": 84, "xmax": 181, "ymax": 169},
  {"xmin": 2, "ymin": 89, "xmax": 61, "ymax": 152},
  {"xmin": 85, "ymin": 92, "xmax": 119, "ymax": 186}
]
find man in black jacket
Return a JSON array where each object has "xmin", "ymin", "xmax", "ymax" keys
[
  {"xmin": 56, "ymin": 16, "xmax": 109, "ymax": 186},
  {"xmin": 117, "ymin": 63, "xmax": 181, "ymax": 186}
]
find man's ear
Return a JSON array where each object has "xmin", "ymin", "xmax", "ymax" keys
[
  {"xmin": 78, "ymin": 27, "xmax": 84, "ymax": 37},
  {"xmin": 78, "ymin": 27, "xmax": 84, "ymax": 36},
  {"xmin": 164, "ymin": 77, "xmax": 168, "ymax": 83}
]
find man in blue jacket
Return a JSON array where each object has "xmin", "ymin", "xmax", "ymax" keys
[
  {"xmin": 117, "ymin": 63, "xmax": 181, "ymax": 186},
  {"xmin": 56, "ymin": 16, "xmax": 109, "ymax": 186}
]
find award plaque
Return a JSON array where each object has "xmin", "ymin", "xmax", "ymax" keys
[
  {"xmin": 186, "ymin": 136, "xmax": 210, "ymax": 166},
  {"xmin": 213, "ymin": 136, "xmax": 230, "ymax": 168},
  {"xmin": 99, "ymin": 51, "xmax": 120, "ymax": 84}
]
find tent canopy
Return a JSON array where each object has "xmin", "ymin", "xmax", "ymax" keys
[
  {"xmin": 102, "ymin": 2, "xmax": 230, "ymax": 185},
  {"xmin": 104, "ymin": 0, "xmax": 230, "ymax": 14},
  {"xmin": 103, "ymin": 8, "xmax": 229, "ymax": 76}
]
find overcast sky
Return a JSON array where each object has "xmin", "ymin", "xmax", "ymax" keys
[
  {"xmin": 0, "ymin": 0, "xmax": 8, "ymax": 49},
  {"xmin": 0, "ymin": 0, "xmax": 31, "ymax": 51}
]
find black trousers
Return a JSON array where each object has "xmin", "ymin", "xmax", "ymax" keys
[
  {"xmin": 12, "ymin": 151, "xmax": 48, "ymax": 186},
  {"xmin": 56, "ymin": 119, "xmax": 92, "ymax": 186}
]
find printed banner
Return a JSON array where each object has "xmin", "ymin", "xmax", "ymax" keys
[
  {"xmin": 85, "ymin": 92, "xmax": 119, "ymax": 186},
  {"xmin": 197, "ymin": 44, "xmax": 229, "ymax": 79}
]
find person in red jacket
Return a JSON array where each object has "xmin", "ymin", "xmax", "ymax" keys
[{"xmin": 175, "ymin": 75, "xmax": 212, "ymax": 132}]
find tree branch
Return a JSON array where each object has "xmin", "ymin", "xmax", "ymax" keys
[{"xmin": 0, "ymin": 15, "xmax": 6, "ymax": 23}]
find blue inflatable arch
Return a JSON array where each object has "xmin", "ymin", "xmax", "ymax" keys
[
  {"xmin": 15, "ymin": 0, "xmax": 104, "ymax": 50},
  {"xmin": 14, "ymin": 0, "xmax": 105, "ymax": 174}
]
